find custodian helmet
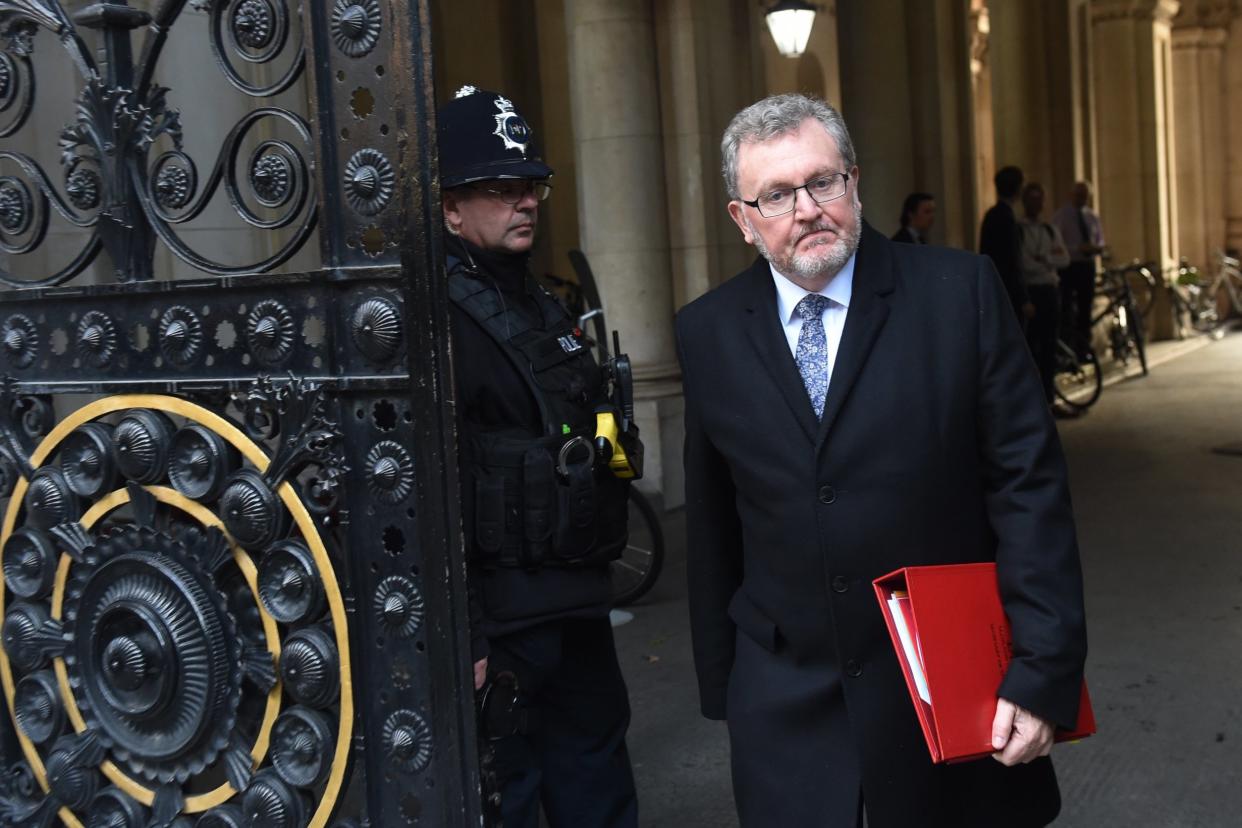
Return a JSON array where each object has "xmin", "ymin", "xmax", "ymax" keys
[{"xmin": 437, "ymin": 85, "xmax": 553, "ymax": 188}]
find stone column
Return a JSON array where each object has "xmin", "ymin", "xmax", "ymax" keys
[
  {"xmin": 903, "ymin": 0, "xmax": 978, "ymax": 249},
  {"xmin": 837, "ymin": 0, "xmax": 916, "ymax": 240},
  {"xmin": 656, "ymin": 0, "xmax": 716, "ymax": 311},
  {"xmin": 988, "ymin": 0, "xmax": 1079, "ymax": 206},
  {"xmin": 1226, "ymin": 10, "xmax": 1242, "ymax": 254},
  {"xmin": 1171, "ymin": 2, "xmax": 1231, "ymax": 272},
  {"xmin": 1069, "ymin": 0, "xmax": 1102, "ymax": 188},
  {"xmin": 970, "ymin": 0, "xmax": 997, "ymax": 224},
  {"xmin": 566, "ymin": 0, "xmax": 682, "ymax": 507},
  {"xmin": 1091, "ymin": 0, "xmax": 1181, "ymax": 337},
  {"xmin": 837, "ymin": 0, "xmax": 977, "ymax": 248}
]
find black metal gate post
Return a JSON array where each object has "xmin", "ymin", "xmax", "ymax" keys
[{"xmin": 0, "ymin": 0, "xmax": 481, "ymax": 824}]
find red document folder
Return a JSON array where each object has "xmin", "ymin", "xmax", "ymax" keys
[{"xmin": 872, "ymin": 563, "xmax": 1096, "ymax": 763}]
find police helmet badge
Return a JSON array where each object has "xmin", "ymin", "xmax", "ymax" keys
[{"xmin": 492, "ymin": 96, "xmax": 531, "ymax": 157}]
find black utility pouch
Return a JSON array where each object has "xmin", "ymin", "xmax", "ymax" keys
[
  {"xmin": 473, "ymin": 472, "xmax": 505, "ymax": 557},
  {"xmin": 522, "ymin": 448, "xmax": 555, "ymax": 569},
  {"xmin": 553, "ymin": 462, "xmax": 596, "ymax": 560}
]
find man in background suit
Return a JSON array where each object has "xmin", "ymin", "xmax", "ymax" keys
[
  {"xmin": 891, "ymin": 191, "xmax": 935, "ymax": 244},
  {"xmin": 675, "ymin": 93, "xmax": 1087, "ymax": 827},
  {"xmin": 980, "ymin": 165, "xmax": 1033, "ymax": 323}
]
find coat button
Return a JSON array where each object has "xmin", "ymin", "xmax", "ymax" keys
[
  {"xmin": 818, "ymin": 485, "xmax": 836, "ymax": 504},
  {"xmin": 845, "ymin": 659, "xmax": 862, "ymax": 677},
  {"xmin": 831, "ymin": 575, "xmax": 849, "ymax": 593}
]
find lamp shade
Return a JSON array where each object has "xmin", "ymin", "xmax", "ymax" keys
[{"xmin": 765, "ymin": 1, "xmax": 817, "ymax": 58}]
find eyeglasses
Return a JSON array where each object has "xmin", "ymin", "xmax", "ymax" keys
[
  {"xmin": 741, "ymin": 173, "xmax": 851, "ymax": 218},
  {"xmin": 470, "ymin": 179, "xmax": 552, "ymax": 205}
]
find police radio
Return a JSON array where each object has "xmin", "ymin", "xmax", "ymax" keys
[{"xmin": 594, "ymin": 330, "xmax": 643, "ymax": 480}]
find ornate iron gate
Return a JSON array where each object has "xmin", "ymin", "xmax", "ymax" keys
[{"xmin": 0, "ymin": 0, "xmax": 481, "ymax": 825}]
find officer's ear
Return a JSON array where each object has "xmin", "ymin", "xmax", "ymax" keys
[{"xmin": 442, "ymin": 188, "xmax": 466, "ymax": 235}]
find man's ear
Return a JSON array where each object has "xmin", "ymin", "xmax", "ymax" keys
[
  {"xmin": 442, "ymin": 189, "xmax": 463, "ymax": 235},
  {"xmin": 727, "ymin": 200, "xmax": 755, "ymax": 245}
]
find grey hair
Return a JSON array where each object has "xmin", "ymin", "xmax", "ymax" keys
[{"xmin": 720, "ymin": 94, "xmax": 856, "ymax": 200}]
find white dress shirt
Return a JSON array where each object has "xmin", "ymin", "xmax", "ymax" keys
[{"xmin": 770, "ymin": 252, "xmax": 856, "ymax": 390}]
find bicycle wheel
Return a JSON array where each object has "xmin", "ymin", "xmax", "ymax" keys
[
  {"xmin": 1124, "ymin": 267, "xmax": 1157, "ymax": 317},
  {"xmin": 1187, "ymin": 280, "xmax": 1221, "ymax": 332},
  {"xmin": 1053, "ymin": 339, "xmax": 1102, "ymax": 410},
  {"xmin": 1127, "ymin": 297, "xmax": 1148, "ymax": 376},
  {"xmin": 610, "ymin": 488, "xmax": 665, "ymax": 607}
]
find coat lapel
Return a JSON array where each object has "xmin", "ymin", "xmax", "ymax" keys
[
  {"xmin": 739, "ymin": 258, "xmax": 819, "ymax": 444},
  {"xmin": 816, "ymin": 222, "xmax": 896, "ymax": 448}
]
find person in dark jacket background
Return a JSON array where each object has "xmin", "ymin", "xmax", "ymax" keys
[
  {"xmin": 980, "ymin": 165, "xmax": 1034, "ymax": 323},
  {"xmin": 891, "ymin": 191, "xmax": 935, "ymax": 244},
  {"xmin": 438, "ymin": 85, "xmax": 638, "ymax": 828}
]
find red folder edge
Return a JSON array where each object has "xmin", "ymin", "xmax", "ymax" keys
[
  {"xmin": 873, "ymin": 564, "xmax": 1096, "ymax": 764},
  {"xmin": 873, "ymin": 573, "xmax": 943, "ymax": 762}
]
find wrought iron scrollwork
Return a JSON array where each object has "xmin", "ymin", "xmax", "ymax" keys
[
  {"xmin": 233, "ymin": 375, "xmax": 349, "ymax": 502},
  {"xmin": 137, "ymin": 107, "xmax": 318, "ymax": 275},
  {"xmin": 0, "ymin": 0, "xmax": 316, "ymax": 284},
  {"xmin": 0, "ymin": 376, "xmax": 51, "ymax": 481},
  {"xmin": 209, "ymin": 0, "xmax": 304, "ymax": 97},
  {"xmin": 0, "ymin": 48, "xmax": 34, "ymax": 137}
]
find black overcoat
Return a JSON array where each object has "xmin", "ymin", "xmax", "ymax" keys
[{"xmin": 674, "ymin": 222, "xmax": 1088, "ymax": 827}]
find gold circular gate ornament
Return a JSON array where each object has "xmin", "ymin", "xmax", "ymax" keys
[{"xmin": 0, "ymin": 394, "xmax": 353, "ymax": 827}]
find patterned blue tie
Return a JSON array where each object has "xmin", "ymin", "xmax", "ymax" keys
[{"xmin": 795, "ymin": 293, "xmax": 832, "ymax": 419}]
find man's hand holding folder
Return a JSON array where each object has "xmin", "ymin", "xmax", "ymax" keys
[
  {"xmin": 873, "ymin": 563, "xmax": 1095, "ymax": 765},
  {"xmin": 991, "ymin": 698, "xmax": 1053, "ymax": 766}
]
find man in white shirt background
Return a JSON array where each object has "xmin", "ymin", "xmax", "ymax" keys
[
  {"xmin": 1020, "ymin": 182, "xmax": 1071, "ymax": 407},
  {"xmin": 1052, "ymin": 181, "xmax": 1106, "ymax": 362}
]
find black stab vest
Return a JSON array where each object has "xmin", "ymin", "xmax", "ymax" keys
[{"xmin": 448, "ymin": 256, "xmax": 629, "ymax": 570}]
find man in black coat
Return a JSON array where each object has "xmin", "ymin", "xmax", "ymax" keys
[
  {"xmin": 675, "ymin": 93, "xmax": 1087, "ymax": 827},
  {"xmin": 439, "ymin": 86, "xmax": 637, "ymax": 828},
  {"xmin": 980, "ymin": 165, "xmax": 1033, "ymax": 322}
]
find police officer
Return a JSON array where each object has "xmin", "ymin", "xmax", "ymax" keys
[{"xmin": 437, "ymin": 86, "xmax": 639, "ymax": 828}]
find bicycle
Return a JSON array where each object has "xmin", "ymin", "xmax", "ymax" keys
[
  {"xmin": 544, "ymin": 251, "xmax": 667, "ymax": 607},
  {"xmin": 1052, "ymin": 336, "xmax": 1102, "ymax": 411},
  {"xmin": 1123, "ymin": 261, "xmax": 1158, "ymax": 317},
  {"xmin": 1094, "ymin": 263, "xmax": 1149, "ymax": 376},
  {"xmin": 1163, "ymin": 259, "xmax": 1215, "ymax": 337},
  {"xmin": 1172, "ymin": 251, "xmax": 1242, "ymax": 333},
  {"xmin": 610, "ymin": 487, "xmax": 666, "ymax": 606}
]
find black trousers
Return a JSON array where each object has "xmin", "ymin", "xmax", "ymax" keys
[
  {"xmin": 1058, "ymin": 261, "xmax": 1095, "ymax": 360},
  {"xmin": 487, "ymin": 617, "xmax": 637, "ymax": 828},
  {"xmin": 1026, "ymin": 284, "xmax": 1060, "ymax": 403}
]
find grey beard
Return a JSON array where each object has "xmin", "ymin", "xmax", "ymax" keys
[{"xmin": 750, "ymin": 199, "xmax": 863, "ymax": 281}]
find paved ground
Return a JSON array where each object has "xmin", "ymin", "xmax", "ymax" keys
[{"xmin": 612, "ymin": 329, "xmax": 1242, "ymax": 827}]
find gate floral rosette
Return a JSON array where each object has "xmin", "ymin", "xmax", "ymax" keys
[{"xmin": 0, "ymin": 382, "xmax": 353, "ymax": 827}]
